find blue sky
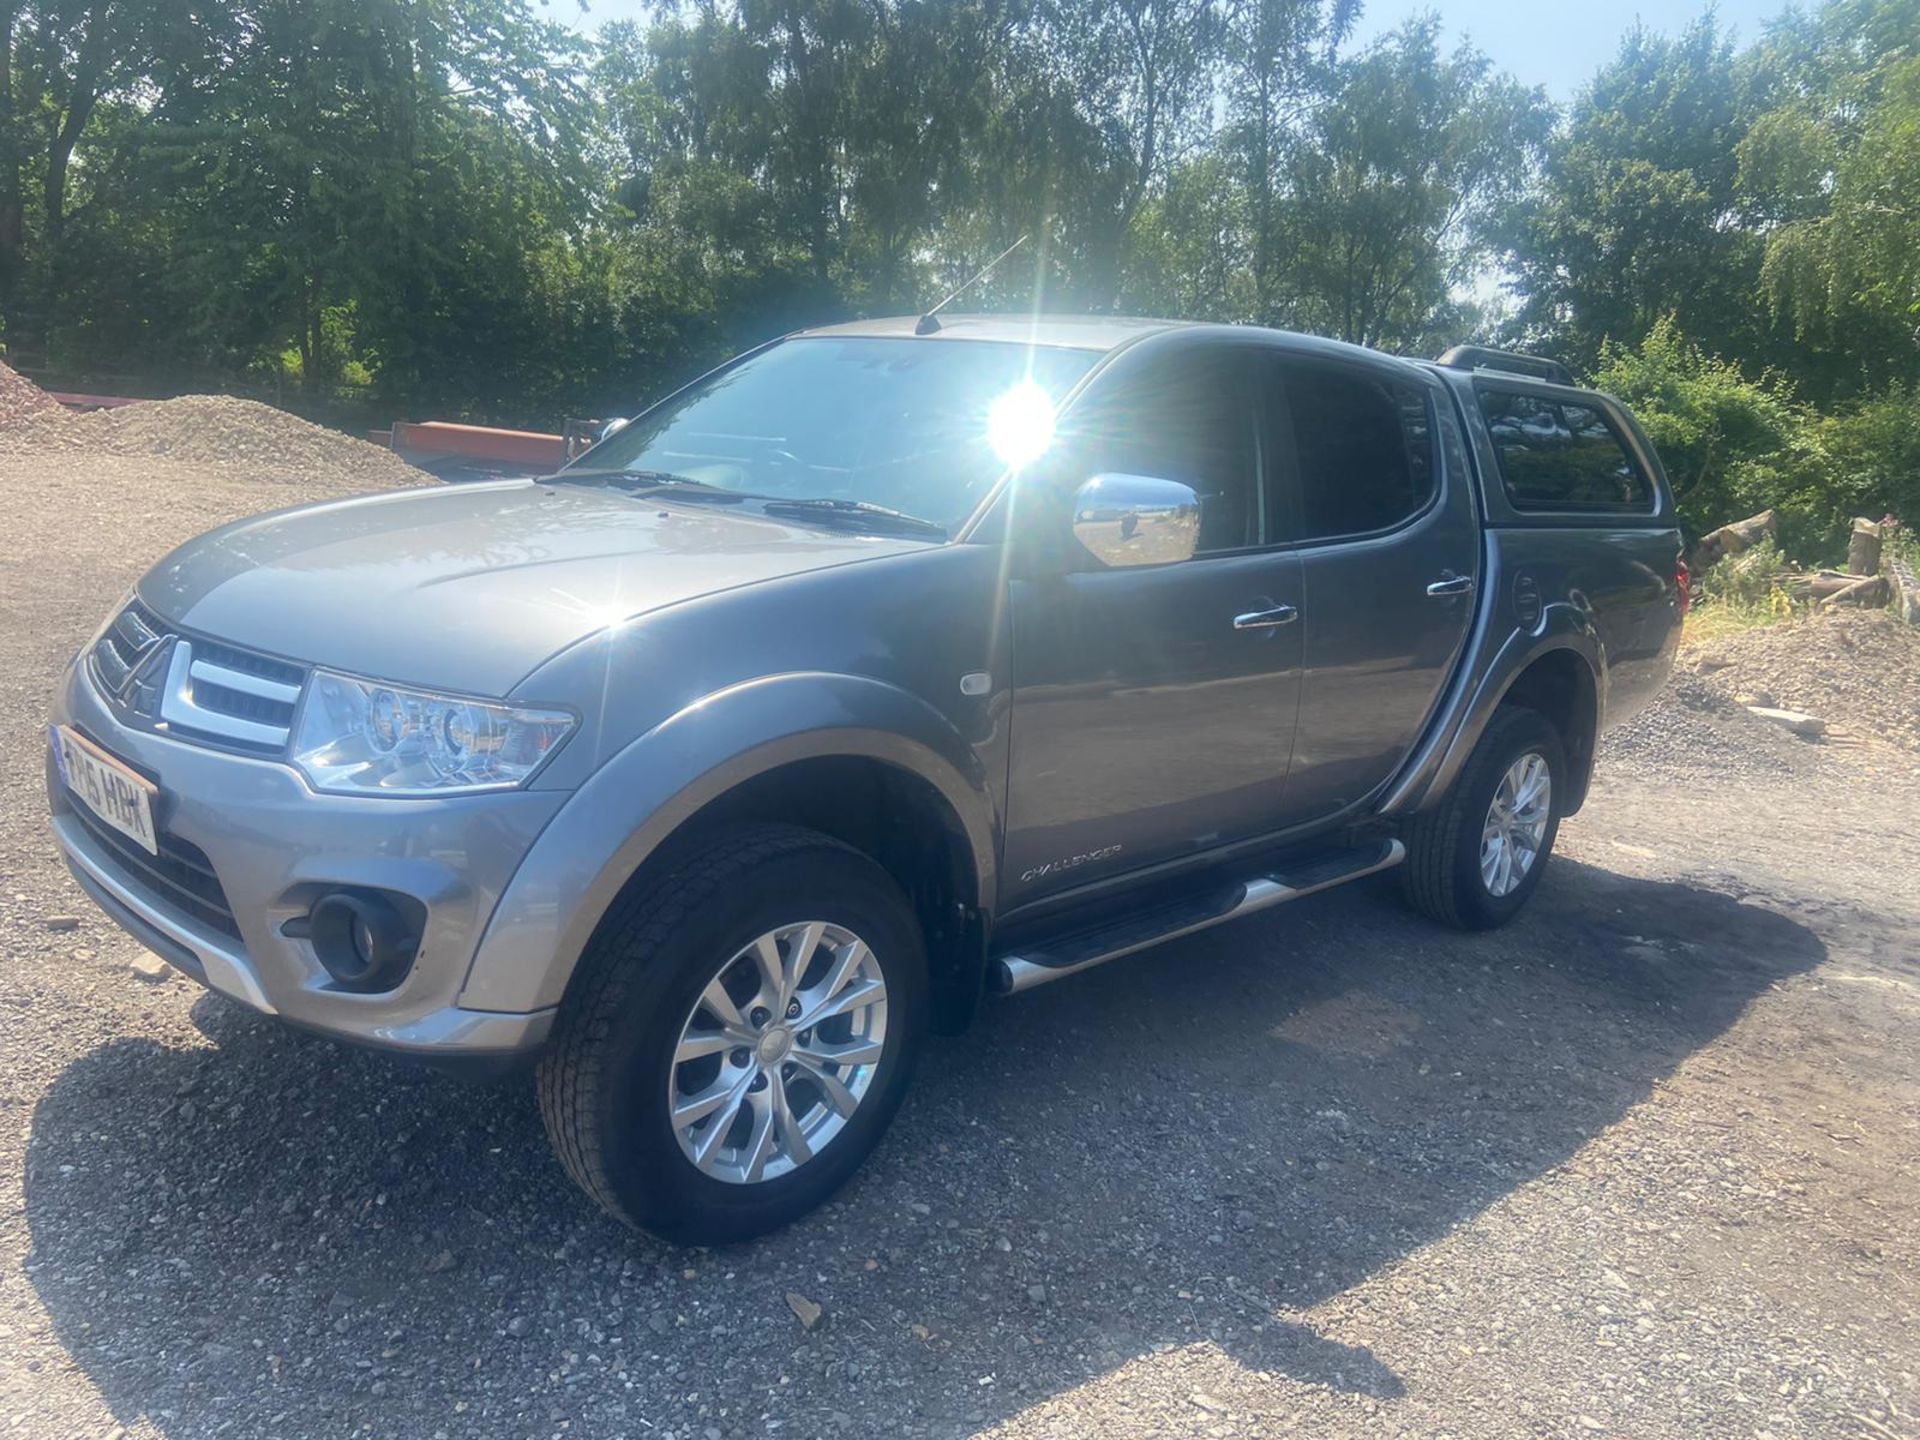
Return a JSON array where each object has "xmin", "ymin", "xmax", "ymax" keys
[
  {"xmin": 549, "ymin": 0, "xmax": 1792, "ymax": 101},
  {"xmin": 1346, "ymin": 0, "xmax": 1786, "ymax": 97}
]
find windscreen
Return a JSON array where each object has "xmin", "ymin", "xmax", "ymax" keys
[{"xmin": 578, "ymin": 336, "xmax": 1100, "ymax": 531}]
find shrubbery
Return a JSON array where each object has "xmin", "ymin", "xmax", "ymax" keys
[{"xmin": 1594, "ymin": 319, "xmax": 1920, "ymax": 566}]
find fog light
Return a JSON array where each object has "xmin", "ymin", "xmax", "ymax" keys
[{"xmin": 309, "ymin": 890, "xmax": 419, "ymax": 992}]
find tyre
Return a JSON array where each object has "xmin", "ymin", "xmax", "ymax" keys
[
  {"xmin": 537, "ymin": 823, "xmax": 928, "ymax": 1243},
  {"xmin": 1398, "ymin": 705, "xmax": 1566, "ymax": 930}
]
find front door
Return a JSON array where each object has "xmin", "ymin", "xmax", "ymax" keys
[{"xmin": 1001, "ymin": 342, "xmax": 1304, "ymax": 908}]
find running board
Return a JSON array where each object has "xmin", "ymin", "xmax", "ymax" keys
[{"xmin": 991, "ymin": 838, "xmax": 1405, "ymax": 996}]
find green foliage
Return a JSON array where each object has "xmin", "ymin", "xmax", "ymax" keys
[
  {"xmin": 1593, "ymin": 318, "xmax": 1835, "ymax": 554},
  {"xmin": 1739, "ymin": 0, "xmax": 1920, "ymax": 395},
  {"xmin": 1817, "ymin": 386, "xmax": 1920, "ymax": 537},
  {"xmin": 1695, "ymin": 536, "xmax": 1791, "ymax": 608},
  {"xmin": 1596, "ymin": 319, "xmax": 1920, "ymax": 563},
  {"xmin": 1268, "ymin": 19, "xmax": 1549, "ymax": 349},
  {"xmin": 1499, "ymin": 18, "xmax": 1767, "ymax": 375},
  {"xmin": 0, "ymin": 0, "xmax": 1911, "ymax": 570}
]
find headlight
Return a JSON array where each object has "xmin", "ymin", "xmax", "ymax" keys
[{"xmin": 291, "ymin": 670, "xmax": 574, "ymax": 796}]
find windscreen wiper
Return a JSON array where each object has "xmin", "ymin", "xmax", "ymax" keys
[
  {"xmin": 757, "ymin": 497, "xmax": 948, "ymax": 539},
  {"xmin": 544, "ymin": 468, "xmax": 750, "ymax": 502}
]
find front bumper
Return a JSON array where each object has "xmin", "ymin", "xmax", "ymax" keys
[{"xmin": 49, "ymin": 658, "xmax": 569, "ymax": 1056}]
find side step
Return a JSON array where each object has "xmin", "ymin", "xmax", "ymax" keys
[{"xmin": 990, "ymin": 838, "xmax": 1405, "ymax": 996}]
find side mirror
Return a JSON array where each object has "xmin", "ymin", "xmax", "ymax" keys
[{"xmin": 1070, "ymin": 474, "xmax": 1201, "ymax": 568}]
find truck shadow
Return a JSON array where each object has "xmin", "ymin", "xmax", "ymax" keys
[{"xmin": 23, "ymin": 859, "xmax": 1823, "ymax": 1438}]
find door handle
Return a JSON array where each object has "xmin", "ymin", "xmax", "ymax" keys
[
  {"xmin": 1233, "ymin": 604, "xmax": 1299, "ymax": 630},
  {"xmin": 1426, "ymin": 573, "xmax": 1475, "ymax": 597}
]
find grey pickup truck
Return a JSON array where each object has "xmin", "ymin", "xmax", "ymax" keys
[{"xmin": 48, "ymin": 317, "xmax": 1683, "ymax": 1241}]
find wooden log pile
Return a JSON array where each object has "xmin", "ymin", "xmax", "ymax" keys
[
  {"xmin": 1683, "ymin": 507, "xmax": 1914, "ymax": 614},
  {"xmin": 1688, "ymin": 509, "xmax": 1777, "ymax": 573},
  {"xmin": 1784, "ymin": 571, "xmax": 1893, "ymax": 608}
]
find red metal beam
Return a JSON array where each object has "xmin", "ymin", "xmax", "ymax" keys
[
  {"xmin": 51, "ymin": 391, "xmax": 144, "ymax": 410},
  {"xmin": 389, "ymin": 420, "xmax": 565, "ymax": 468}
]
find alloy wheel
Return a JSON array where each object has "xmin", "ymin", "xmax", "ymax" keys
[
  {"xmin": 667, "ymin": 920, "xmax": 889, "ymax": 1185},
  {"xmin": 1480, "ymin": 751, "xmax": 1552, "ymax": 898}
]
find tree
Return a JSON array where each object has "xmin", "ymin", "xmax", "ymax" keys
[
  {"xmin": 139, "ymin": 0, "xmax": 590, "ymax": 409},
  {"xmin": 1274, "ymin": 20, "xmax": 1548, "ymax": 352},
  {"xmin": 1500, "ymin": 17, "xmax": 1764, "ymax": 373},
  {"xmin": 1125, "ymin": 151, "xmax": 1247, "ymax": 318},
  {"xmin": 1218, "ymin": 0, "xmax": 1355, "ymax": 323},
  {"xmin": 1739, "ymin": 0, "xmax": 1920, "ymax": 396},
  {"xmin": 0, "ymin": 0, "xmax": 226, "ymax": 343},
  {"xmin": 1030, "ymin": 0, "xmax": 1226, "ymax": 307}
]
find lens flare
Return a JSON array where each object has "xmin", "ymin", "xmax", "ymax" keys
[{"xmin": 987, "ymin": 381, "xmax": 1056, "ymax": 469}]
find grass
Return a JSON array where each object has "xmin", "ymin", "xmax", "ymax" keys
[
  {"xmin": 1683, "ymin": 594, "xmax": 1797, "ymax": 647},
  {"xmin": 1683, "ymin": 537, "xmax": 1808, "ymax": 648}
]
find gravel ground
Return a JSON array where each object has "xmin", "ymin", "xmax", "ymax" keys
[{"xmin": 2, "ymin": 445, "xmax": 1917, "ymax": 1440}]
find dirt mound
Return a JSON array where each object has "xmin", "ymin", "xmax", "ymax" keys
[
  {"xmin": 1601, "ymin": 671, "xmax": 1836, "ymax": 781},
  {"xmin": 1602, "ymin": 609, "xmax": 1920, "ymax": 780},
  {"xmin": 0, "ymin": 393, "xmax": 425, "ymax": 490},
  {"xmin": 0, "ymin": 360, "xmax": 61, "ymax": 425},
  {"xmin": 1688, "ymin": 609, "xmax": 1920, "ymax": 752}
]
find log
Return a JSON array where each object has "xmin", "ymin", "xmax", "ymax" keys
[
  {"xmin": 1784, "ymin": 570, "xmax": 1861, "ymax": 600},
  {"xmin": 1816, "ymin": 573, "xmax": 1890, "ymax": 609},
  {"xmin": 1847, "ymin": 517, "xmax": 1883, "ymax": 576},
  {"xmin": 1895, "ymin": 554, "xmax": 1920, "ymax": 625},
  {"xmin": 1690, "ymin": 509, "xmax": 1777, "ymax": 572}
]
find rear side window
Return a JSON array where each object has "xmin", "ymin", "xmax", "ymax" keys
[
  {"xmin": 1273, "ymin": 363, "xmax": 1437, "ymax": 541},
  {"xmin": 1477, "ymin": 388, "xmax": 1652, "ymax": 512}
]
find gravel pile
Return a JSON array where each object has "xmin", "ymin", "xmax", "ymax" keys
[
  {"xmin": 0, "ymin": 392, "xmax": 426, "ymax": 489},
  {"xmin": 0, "ymin": 358, "xmax": 61, "ymax": 423},
  {"xmin": 1601, "ymin": 671, "xmax": 1833, "ymax": 781},
  {"xmin": 1688, "ymin": 608, "xmax": 1920, "ymax": 751}
]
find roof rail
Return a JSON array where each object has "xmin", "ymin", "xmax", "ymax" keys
[{"xmin": 1435, "ymin": 345, "xmax": 1575, "ymax": 387}]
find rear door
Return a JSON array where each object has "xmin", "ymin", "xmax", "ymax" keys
[{"xmin": 1261, "ymin": 355, "xmax": 1481, "ymax": 829}]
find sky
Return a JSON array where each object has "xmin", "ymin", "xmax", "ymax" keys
[{"xmin": 548, "ymin": 0, "xmax": 1792, "ymax": 101}]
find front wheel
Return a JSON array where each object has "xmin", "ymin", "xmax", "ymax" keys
[
  {"xmin": 537, "ymin": 824, "xmax": 928, "ymax": 1243},
  {"xmin": 1398, "ymin": 705, "xmax": 1566, "ymax": 930}
]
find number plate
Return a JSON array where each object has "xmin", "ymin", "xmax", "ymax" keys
[{"xmin": 52, "ymin": 725, "xmax": 159, "ymax": 855}]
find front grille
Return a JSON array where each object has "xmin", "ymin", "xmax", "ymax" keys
[
  {"xmin": 91, "ymin": 601, "xmax": 164, "ymax": 694},
  {"xmin": 89, "ymin": 603, "xmax": 307, "ymax": 754},
  {"xmin": 66, "ymin": 801, "xmax": 242, "ymax": 942},
  {"xmin": 194, "ymin": 637, "xmax": 306, "ymax": 691}
]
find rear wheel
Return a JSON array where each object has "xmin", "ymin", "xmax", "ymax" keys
[
  {"xmin": 1398, "ymin": 705, "xmax": 1566, "ymax": 930},
  {"xmin": 537, "ymin": 824, "xmax": 927, "ymax": 1243}
]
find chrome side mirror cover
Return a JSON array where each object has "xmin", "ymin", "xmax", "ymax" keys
[{"xmin": 1070, "ymin": 473, "xmax": 1202, "ymax": 568}]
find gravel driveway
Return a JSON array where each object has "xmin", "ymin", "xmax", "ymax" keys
[{"xmin": 3, "ymin": 449, "xmax": 1916, "ymax": 1440}]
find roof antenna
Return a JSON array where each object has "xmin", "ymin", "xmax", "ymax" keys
[{"xmin": 915, "ymin": 235, "xmax": 1029, "ymax": 335}]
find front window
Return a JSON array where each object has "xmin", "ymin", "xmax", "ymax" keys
[{"xmin": 576, "ymin": 336, "xmax": 1100, "ymax": 532}]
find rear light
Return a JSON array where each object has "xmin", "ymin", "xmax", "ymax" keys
[{"xmin": 1675, "ymin": 555, "xmax": 1692, "ymax": 615}]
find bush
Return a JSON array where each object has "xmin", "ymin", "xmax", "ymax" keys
[
  {"xmin": 1592, "ymin": 317, "xmax": 1840, "ymax": 558},
  {"xmin": 1688, "ymin": 536, "xmax": 1801, "ymax": 640},
  {"xmin": 1818, "ymin": 385, "xmax": 1920, "ymax": 542},
  {"xmin": 1696, "ymin": 536, "xmax": 1790, "ymax": 607}
]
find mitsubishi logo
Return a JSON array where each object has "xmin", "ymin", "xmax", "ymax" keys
[
  {"xmin": 121, "ymin": 634, "xmax": 177, "ymax": 717},
  {"xmin": 97, "ymin": 608, "xmax": 182, "ymax": 720}
]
